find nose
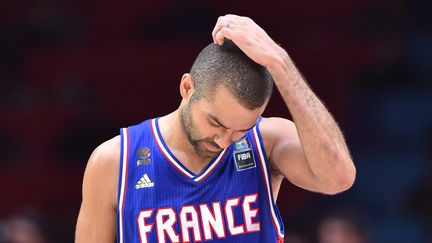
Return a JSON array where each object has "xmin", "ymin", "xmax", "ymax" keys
[{"xmin": 213, "ymin": 130, "xmax": 233, "ymax": 149}]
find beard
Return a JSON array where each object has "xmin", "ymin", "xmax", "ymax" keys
[{"xmin": 180, "ymin": 101, "xmax": 222, "ymax": 158}]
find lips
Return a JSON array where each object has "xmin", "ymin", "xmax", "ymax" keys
[{"xmin": 203, "ymin": 142, "xmax": 222, "ymax": 153}]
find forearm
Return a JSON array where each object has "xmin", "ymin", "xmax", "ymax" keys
[{"xmin": 268, "ymin": 53, "xmax": 355, "ymax": 191}]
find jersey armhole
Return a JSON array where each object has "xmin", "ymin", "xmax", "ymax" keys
[
  {"xmin": 254, "ymin": 117, "xmax": 270, "ymax": 162},
  {"xmin": 251, "ymin": 117, "xmax": 285, "ymax": 238},
  {"xmin": 116, "ymin": 127, "xmax": 129, "ymax": 243}
]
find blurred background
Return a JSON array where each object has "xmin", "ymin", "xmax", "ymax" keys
[{"xmin": 0, "ymin": 0, "xmax": 431, "ymax": 242}]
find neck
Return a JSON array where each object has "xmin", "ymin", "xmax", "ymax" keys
[
  {"xmin": 158, "ymin": 110, "xmax": 193, "ymax": 154},
  {"xmin": 158, "ymin": 110, "xmax": 212, "ymax": 174}
]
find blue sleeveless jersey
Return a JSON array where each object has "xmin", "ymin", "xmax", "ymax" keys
[{"xmin": 116, "ymin": 118, "xmax": 284, "ymax": 243}]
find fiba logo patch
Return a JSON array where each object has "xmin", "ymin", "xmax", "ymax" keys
[
  {"xmin": 136, "ymin": 147, "xmax": 151, "ymax": 166},
  {"xmin": 233, "ymin": 138, "xmax": 256, "ymax": 171}
]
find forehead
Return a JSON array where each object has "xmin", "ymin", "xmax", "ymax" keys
[{"xmin": 195, "ymin": 86, "xmax": 264, "ymax": 130}]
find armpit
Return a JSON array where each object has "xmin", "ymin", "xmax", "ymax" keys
[{"xmin": 269, "ymin": 160, "xmax": 284, "ymax": 179}]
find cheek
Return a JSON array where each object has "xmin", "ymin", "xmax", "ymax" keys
[
  {"xmin": 191, "ymin": 115, "xmax": 214, "ymax": 138},
  {"xmin": 200, "ymin": 124, "xmax": 220, "ymax": 139}
]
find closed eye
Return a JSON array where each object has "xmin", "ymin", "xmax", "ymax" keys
[
  {"xmin": 209, "ymin": 119, "xmax": 221, "ymax": 128},
  {"xmin": 208, "ymin": 114, "xmax": 229, "ymax": 129}
]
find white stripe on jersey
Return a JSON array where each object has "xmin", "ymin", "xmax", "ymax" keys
[
  {"xmin": 152, "ymin": 118, "xmax": 228, "ymax": 182},
  {"xmin": 252, "ymin": 126, "xmax": 284, "ymax": 238},
  {"xmin": 118, "ymin": 128, "xmax": 129, "ymax": 243},
  {"xmin": 194, "ymin": 148, "xmax": 228, "ymax": 182},
  {"xmin": 152, "ymin": 119, "xmax": 195, "ymax": 179}
]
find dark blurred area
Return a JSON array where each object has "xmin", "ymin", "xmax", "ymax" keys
[{"xmin": 0, "ymin": 0, "xmax": 431, "ymax": 242}]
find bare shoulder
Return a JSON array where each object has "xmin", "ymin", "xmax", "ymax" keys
[
  {"xmin": 88, "ymin": 135, "xmax": 121, "ymax": 171},
  {"xmin": 76, "ymin": 136, "xmax": 121, "ymax": 242},
  {"xmin": 258, "ymin": 117, "xmax": 298, "ymax": 154},
  {"xmin": 258, "ymin": 117, "xmax": 300, "ymax": 199},
  {"xmin": 83, "ymin": 135, "xmax": 121, "ymax": 207}
]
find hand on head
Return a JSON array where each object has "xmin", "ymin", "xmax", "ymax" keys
[{"xmin": 211, "ymin": 14, "xmax": 286, "ymax": 69}]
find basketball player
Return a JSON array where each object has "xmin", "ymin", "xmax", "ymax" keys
[{"xmin": 75, "ymin": 14, "xmax": 356, "ymax": 242}]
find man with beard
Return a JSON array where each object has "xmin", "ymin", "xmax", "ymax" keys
[{"xmin": 75, "ymin": 14, "xmax": 356, "ymax": 243}]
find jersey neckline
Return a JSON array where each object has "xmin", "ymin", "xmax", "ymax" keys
[{"xmin": 150, "ymin": 118, "xmax": 229, "ymax": 183}]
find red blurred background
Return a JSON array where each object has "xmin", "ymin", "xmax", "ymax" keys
[{"xmin": 0, "ymin": 0, "xmax": 431, "ymax": 242}]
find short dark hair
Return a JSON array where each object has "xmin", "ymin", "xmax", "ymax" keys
[{"xmin": 189, "ymin": 40, "xmax": 273, "ymax": 110}]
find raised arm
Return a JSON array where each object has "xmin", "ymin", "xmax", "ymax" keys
[
  {"xmin": 75, "ymin": 136, "xmax": 120, "ymax": 242},
  {"xmin": 212, "ymin": 14, "xmax": 356, "ymax": 194}
]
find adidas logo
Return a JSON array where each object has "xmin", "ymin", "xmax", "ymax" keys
[{"xmin": 135, "ymin": 173, "xmax": 154, "ymax": 189}]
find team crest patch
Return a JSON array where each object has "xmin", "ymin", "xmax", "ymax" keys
[
  {"xmin": 136, "ymin": 147, "xmax": 151, "ymax": 166},
  {"xmin": 233, "ymin": 138, "xmax": 256, "ymax": 171},
  {"xmin": 234, "ymin": 137, "xmax": 250, "ymax": 150}
]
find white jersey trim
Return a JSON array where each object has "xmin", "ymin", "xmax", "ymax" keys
[
  {"xmin": 252, "ymin": 126, "xmax": 284, "ymax": 238},
  {"xmin": 118, "ymin": 127, "xmax": 129, "ymax": 243},
  {"xmin": 151, "ymin": 119, "xmax": 195, "ymax": 179},
  {"xmin": 152, "ymin": 118, "xmax": 228, "ymax": 182},
  {"xmin": 194, "ymin": 148, "xmax": 228, "ymax": 182}
]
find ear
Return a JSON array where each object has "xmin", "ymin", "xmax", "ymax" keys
[{"xmin": 180, "ymin": 73, "xmax": 195, "ymax": 100}]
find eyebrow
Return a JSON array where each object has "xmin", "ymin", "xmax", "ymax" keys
[{"xmin": 208, "ymin": 113, "xmax": 256, "ymax": 132}]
